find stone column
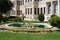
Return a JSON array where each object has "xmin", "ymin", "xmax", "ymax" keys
[
  {"xmin": 36, "ymin": 8, "xmax": 38, "ymax": 14},
  {"xmin": 29, "ymin": 8, "xmax": 31, "ymax": 15},
  {"xmin": 42, "ymin": 8, "xmax": 44, "ymax": 14},
  {"xmin": 43, "ymin": 7, "xmax": 45, "ymax": 14},
  {"xmin": 58, "ymin": 0, "xmax": 60, "ymax": 15},
  {"xmin": 45, "ymin": 3, "xmax": 48, "ymax": 15},
  {"xmin": 51, "ymin": 2, "xmax": 54, "ymax": 15},
  {"xmin": 24, "ymin": 0, "xmax": 25, "ymax": 4},
  {"xmin": 32, "ymin": 6, "xmax": 34, "ymax": 20},
  {"xmin": 44, "ymin": 3, "xmax": 48, "ymax": 21},
  {"xmin": 27, "ymin": 8, "xmax": 28, "ymax": 15},
  {"xmin": 39, "ymin": 8, "xmax": 41, "ymax": 14}
]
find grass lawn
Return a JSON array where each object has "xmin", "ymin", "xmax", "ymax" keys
[{"xmin": 0, "ymin": 31, "xmax": 60, "ymax": 40}]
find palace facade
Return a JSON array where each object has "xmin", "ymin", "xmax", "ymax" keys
[{"xmin": 10, "ymin": 0, "xmax": 60, "ymax": 21}]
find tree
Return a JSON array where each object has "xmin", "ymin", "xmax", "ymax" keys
[
  {"xmin": 38, "ymin": 14, "xmax": 44, "ymax": 22},
  {"xmin": 49, "ymin": 16, "xmax": 60, "ymax": 28},
  {"xmin": 50, "ymin": 14, "xmax": 57, "ymax": 18},
  {"xmin": 0, "ymin": 0, "xmax": 13, "ymax": 22},
  {"xmin": 21, "ymin": 14, "xmax": 26, "ymax": 25},
  {"xmin": 2, "ymin": 16, "xmax": 9, "ymax": 22}
]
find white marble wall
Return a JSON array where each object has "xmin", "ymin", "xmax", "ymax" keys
[{"xmin": 10, "ymin": 0, "xmax": 60, "ymax": 21}]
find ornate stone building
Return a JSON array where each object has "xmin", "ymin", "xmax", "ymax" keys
[{"xmin": 10, "ymin": 0, "xmax": 60, "ymax": 21}]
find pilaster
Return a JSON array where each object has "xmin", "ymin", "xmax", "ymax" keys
[
  {"xmin": 58, "ymin": 0, "xmax": 60, "ymax": 15},
  {"xmin": 51, "ymin": 2, "xmax": 54, "ymax": 15},
  {"xmin": 45, "ymin": 3, "xmax": 48, "ymax": 15}
]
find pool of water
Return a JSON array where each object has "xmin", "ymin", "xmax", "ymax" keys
[
  {"xmin": 7, "ymin": 22, "xmax": 52, "ymax": 28},
  {"xmin": 8, "ymin": 23, "xmax": 22, "ymax": 27}
]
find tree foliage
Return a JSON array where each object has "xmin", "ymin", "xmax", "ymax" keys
[
  {"xmin": 38, "ymin": 14, "xmax": 44, "ymax": 22},
  {"xmin": 50, "ymin": 14, "xmax": 57, "ymax": 18},
  {"xmin": 0, "ymin": 0, "xmax": 13, "ymax": 13},
  {"xmin": 2, "ymin": 16, "xmax": 9, "ymax": 22},
  {"xmin": 49, "ymin": 16, "xmax": 60, "ymax": 28},
  {"xmin": 0, "ymin": 0, "xmax": 13, "ymax": 22}
]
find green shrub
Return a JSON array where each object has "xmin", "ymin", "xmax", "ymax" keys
[
  {"xmin": 13, "ymin": 17, "xmax": 22, "ymax": 22},
  {"xmin": 9, "ymin": 16, "xmax": 18, "ymax": 19},
  {"xmin": 51, "ymin": 14, "xmax": 57, "ymax": 18},
  {"xmin": 2, "ymin": 16, "xmax": 9, "ymax": 22},
  {"xmin": 9, "ymin": 16, "xmax": 18, "ymax": 21},
  {"xmin": 38, "ymin": 14, "xmax": 44, "ymax": 22},
  {"xmin": 49, "ymin": 16, "xmax": 60, "ymax": 28},
  {"xmin": 8, "ymin": 16, "xmax": 22, "ymax": 22},
  {"xmin": 13, "ymin": 18, "xmax": 18, "ymax": 22}
]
